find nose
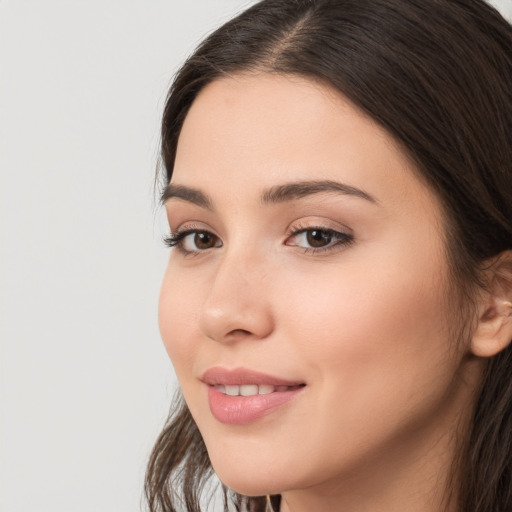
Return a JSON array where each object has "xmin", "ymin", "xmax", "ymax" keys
[{"xmin": 198, "ymin": 247, "xmax": 275, "ymax": 344}]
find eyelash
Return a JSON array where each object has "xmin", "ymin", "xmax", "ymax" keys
[
  {"xmin": 163, "ymin": 225, "xmax": 354, "ymax": 255},
  {"xmin": 163, "ymin": 227, "xmax": 218, "ymax": 256}
]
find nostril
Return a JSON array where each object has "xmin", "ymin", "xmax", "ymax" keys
[{"xmin": 227, "ymin": 328, "xmax": 252, "ymax": 337}]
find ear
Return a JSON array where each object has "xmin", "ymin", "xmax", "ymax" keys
[{"xmin": 471, "ymin": 251, "xmax": 512, "ymax": 358}]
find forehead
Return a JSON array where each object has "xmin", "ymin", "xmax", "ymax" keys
[
  {"xmin": 173, "ymin": 72, "xmax": 440, "ymax": 222},
  {"xmin": 176, "ymin": 73, "xmax": 392, "ymax": 175}
]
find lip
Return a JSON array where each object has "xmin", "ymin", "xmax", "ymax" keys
[
  {"xmin": 201, "ymin": 366, "xmax": 304, "ymax": 387},
  {"xmin": 201, "ymin": 367, "xmax": 306, "ymax": 425}
]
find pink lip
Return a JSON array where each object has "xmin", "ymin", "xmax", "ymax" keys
[
  {"xmin": 201, "ymin": 367, "xmax": 306, "ymax": 425},
  {"xmin": 201, "ymin": 366, "xmax": 304, "ymax": 386}
]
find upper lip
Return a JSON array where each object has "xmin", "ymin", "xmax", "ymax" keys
[{"xmin": 201, "ymin": 366, "xmax": 305, "ymax": 387}]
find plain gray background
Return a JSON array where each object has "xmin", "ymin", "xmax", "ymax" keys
[{"xmin": 1, "ymin": 1, "xmax": 511, "ymax": 511}]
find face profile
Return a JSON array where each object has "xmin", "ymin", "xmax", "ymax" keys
[
  {"xmin": 159, "ymin": 74, "xmax": 483, "ymax": 509},
  {"xmin": 145, "ymin": 1, "xmax": 512, "ymax": 511}
]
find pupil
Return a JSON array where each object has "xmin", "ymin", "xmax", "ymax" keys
[
  {"xmin": 307, "ymin": 230, "xmax": 332, "ymax": 248},
  {"xmin": 195, "ymin": 232, "xmax": 213, "ymax": 249}
]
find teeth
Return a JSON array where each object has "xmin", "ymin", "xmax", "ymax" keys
[
  {"xmin": 225, "ymin": 385, "xmax": 239, "ymax": 396},
  {"xmin": 215, "ymin": 384, "xmax": 291, "ymax": 396},
  {"xmin": 240, "ymin": 384, "xmax": 259, "ymax": 396}
]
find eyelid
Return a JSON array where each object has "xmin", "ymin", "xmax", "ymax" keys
[
  {"xmin": 168, "ymin": 221, "xmax": 218, "ymax": 240},
  {"xmin": 285, "ymin": 218, "xmax": 353, "ymax": 238}
]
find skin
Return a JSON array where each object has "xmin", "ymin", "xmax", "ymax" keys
[{"xmin": 159, "ymin": 73, "xmax": 487, "ymax": 511}]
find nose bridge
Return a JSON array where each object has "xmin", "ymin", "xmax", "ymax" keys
[{"xmin": 199, "ymin": 241, "xmax": 274, "ymax": 342}]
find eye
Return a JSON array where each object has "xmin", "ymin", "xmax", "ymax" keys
[
  {"xmin": 302, "ymin": 229, "xmax": 334, "ymax": 248},
  {"xmin": 286, "ymin": 227, "xmax": 353, "ymax": 252},
  {"xmin": 164, "ymin": 229, "xmax": 222, "ymax": 254}
]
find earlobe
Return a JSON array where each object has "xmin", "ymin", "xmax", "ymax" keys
[{"xmin": 471, "ymin": 252, "xmax": 512, "ymax": 358}]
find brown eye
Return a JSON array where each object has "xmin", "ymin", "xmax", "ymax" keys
[
  {"xmin": 193, "ymin": 231, "xmax": 219, "ymax": 250},
  {"xmin": 306, "ymin": 229, "xmax": 333, "ymax": 248},
  {"xmin": 285, "ymin": 227, "xmax": 353, "ymax": 253},
  {"xmin": 167, "ymin": 230, "xmax": 222, "ymax": 253}
]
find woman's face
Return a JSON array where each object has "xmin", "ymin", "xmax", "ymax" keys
[{"xmin": 159, "ymin": 74, "xmax": 476, "ymax": 503}]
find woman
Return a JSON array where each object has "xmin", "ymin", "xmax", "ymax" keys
[{"xmin": 145, "ymin": 0, "xmax": 512, "ymax": 511}]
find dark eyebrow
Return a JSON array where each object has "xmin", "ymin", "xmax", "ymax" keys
[
  {"xmin": 261, "ymin": 180, "xmax": 377, "ymax": 204},
  {"xmin": 161, "ymin": 183, "xmax": 213, "ymax": 210},
  {"xmin": 162, "ymin": 179, "xmax": 376, "ymax": 209}
]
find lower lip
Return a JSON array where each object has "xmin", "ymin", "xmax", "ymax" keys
[{"xmin": 207, "ymin": 385, "xmax": 304, "ymax": 425}]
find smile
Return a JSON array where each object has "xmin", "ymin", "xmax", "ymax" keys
[
  {"xmin": 201, "ymin": 366, "xmax": 305, "ymax": 387},
  {"xmin": 202, "ymin": 367, "xmax": 306, "ymax": 424},
  {"xmin": 214, "ymin": 384, "xmax": 303, "ymax": 396}
]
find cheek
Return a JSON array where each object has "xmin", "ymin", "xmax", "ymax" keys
[
  {"xmin": 294, "ymin": 270, "xmax": 442, "ymax": 358},
  {"xmin": 158, "ymin": 264, "xmax": 201, "ymax": 377},
  {"xmin": 279, "ymin": 243, "xmax": 454, "ymax": 412}
]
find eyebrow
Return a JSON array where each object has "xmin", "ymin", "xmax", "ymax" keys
[
  {"xmin": 162, "ymin": 179, "xmax": 377, "ymax": 209},
  {"xmin": 261, "ymin": 180, "xmax": 377, "ymax": 205},
  {"xmin": 161, "ymin": 183, "xmax": 213, "ymax": 210}
]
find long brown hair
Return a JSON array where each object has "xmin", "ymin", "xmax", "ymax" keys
[{"xmin": 145, "ymin": 1, "xmax": 512, "ymax": 510}]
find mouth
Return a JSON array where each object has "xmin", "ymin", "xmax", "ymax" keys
[
  {"xmin": 201, "ymin": 366, "xmax": 305, "ymax": 387},
  {"xmin": 201, "ymin": 367, "xmax": 306, "ymax": 425},
  {"xmin": 213, "ymin": 384, "xmax": 304, "ymax": 396}
]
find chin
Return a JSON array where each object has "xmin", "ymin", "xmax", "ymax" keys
[
  {"xmin": 217, "ymin": 475, "xmax": 283, "ymax": 498},
  {"xmin": 209, "ymin": 457, "xmax": 293, "ymax": 497}
]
